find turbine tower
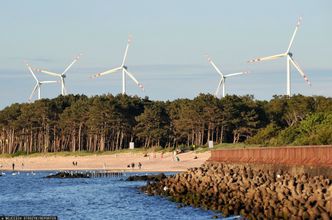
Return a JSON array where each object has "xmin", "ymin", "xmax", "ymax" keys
[
  {"xmin": 35, "ymin": 53, "xmax": 82, "ymax": 96},
  {"xmin": 248, "ymin": 17, "xmax": 311, "ymax": 96},
  {"xmin": 91, "ymin": 36, "xmax": 144, "ymax": 94},
  {"xmin": 206, "ymin": 55, "xmax": 247, "ymax": 98},
  {"xmin": 25, "ymin": 62, "xmax": 57, "ymax": 102}
]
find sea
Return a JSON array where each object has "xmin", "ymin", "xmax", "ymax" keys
[{"xmin": 0, "ymin": 171, "xmax": 239, "ymax": 220}]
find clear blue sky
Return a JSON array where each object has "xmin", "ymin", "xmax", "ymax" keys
[{"xmin": 0, "ymin": 0, "xmax": 331, "ymax": 109}]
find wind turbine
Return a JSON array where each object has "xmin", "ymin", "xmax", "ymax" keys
[
  {"xmin": 34, "ymin": 53, "xmax": 82, "ymax": 96},
  {"xmin": 248, "ymin": 17, "xmax": 311, "ymax": 96},
  {"xmin": 25, "ymin": 62, "xmax": 57, "ymax": 102},
  {"xmin": 91, "ymin": 36, "xmax": 144, "ymax": 94},
  {"xmin": 206, "ymin": 55, "xmax": 248, "ymax": 98}
]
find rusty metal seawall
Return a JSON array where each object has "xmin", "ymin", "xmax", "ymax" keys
[{"xmin": 209, "ymin": 145, "xmax": 332, "ymax": 167}]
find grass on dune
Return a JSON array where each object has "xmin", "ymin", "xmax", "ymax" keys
[
  {"xmin": 0, "ymin": 143, "xmax": 262, "ymax": 158},
  {"xmin": 194, "ymin": 143, "xmax": 262, "ymax": 153},
  {"xmin": 0, "ymin": 146, "xmax": 174, "ymax": 158}
]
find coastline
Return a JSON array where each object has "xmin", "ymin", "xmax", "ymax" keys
[{"xmin": 0, "ymin": 151, "xmax": 210, "ymax": 172}]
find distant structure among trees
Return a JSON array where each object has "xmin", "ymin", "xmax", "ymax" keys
[{"xmin": 0, "ymin": 94, "xmax": 331, "ymax": 154}]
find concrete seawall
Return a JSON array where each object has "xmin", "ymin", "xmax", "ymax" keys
[{"xmin": 209, "ymin": 145, "xmax": 332, "ymax": 178}]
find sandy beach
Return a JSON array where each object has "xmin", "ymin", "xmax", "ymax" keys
[{"xmin": 0, "ymin": 151, "xmax": 210, "ymax": 172}]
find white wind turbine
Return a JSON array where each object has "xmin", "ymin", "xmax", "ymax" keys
[
  {"xmin": 25, "ymin": 62, "xmax": 57, "ymax": 102},
  {"xmin": 91, "ymin": 36, "xmax": 144, "ymax": 94},
  {"xmin": 34, "ymin": 53, "xmax": 82, "ymax": 96},
  {"xmin": 206, "ymin": 55, "xmax": 248, "ymax": 98},
  {"xmin": 248, "ymin": 17, "xmax": 311, "ymax": 96}
]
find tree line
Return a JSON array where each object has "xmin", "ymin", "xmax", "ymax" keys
[{"xmin": 0, "ymin": 94, "xmax": 331, "ymax": 154}]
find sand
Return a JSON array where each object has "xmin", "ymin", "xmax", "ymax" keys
[{"xmin": 0, "ymin": 151, "xmax": 210, "ymax": 172}]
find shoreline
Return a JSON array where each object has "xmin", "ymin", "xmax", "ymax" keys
[{"xmin": 0, "ymin": 151, "xmax": 210, "ymax": 172}]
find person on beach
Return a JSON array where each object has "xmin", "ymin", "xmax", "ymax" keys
[
  {"xmin": 12, "ymin": 163, "xmax": 15, "ymax": 171},
  {"xmin": 131, "ymin": 162, "xmax": 135, "ymax": 169},
  {"xmin": 138, "ymin": 162, "xmax": 142, "ymax": 169}
]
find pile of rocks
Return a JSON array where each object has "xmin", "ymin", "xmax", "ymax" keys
[
  {"xmin": 141, "ymin": 162, "xmax": 332, "ymax": 219},
  {"xmin": 46, "ymin": 171, "xmax": 90, "ymax": 178},
  {"xmin": 126, "ymin": 173, "xmax": 166, "ymax": 182}
]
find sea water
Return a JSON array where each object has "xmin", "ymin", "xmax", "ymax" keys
[{"xmin": 0, "ymin": 171, "xmax": 236, "ymax": 220}]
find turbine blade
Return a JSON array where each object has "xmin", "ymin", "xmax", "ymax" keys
[
  {"xmin": 40, "ymin": 80, "xmax": 57, "ymax": 84},
  {"xmin": 90, "ymin": 67, "xmax": 121, "ymax": 78},
  {"xmin": 64, "ymin": 86, "xmax": 67, "ymax": 95},
  {"xmin": 61, "ymin": 53, "xmax": 83, "ymax": 76},
  {"xmin": 215, "ymin": 78, "xmax": 223, "ymax": 97},
  {"xmin": 39, "ymin": 70, "xmax": 61, "ymax": 77},
  {"xmin": 248, "ymin": 53, "xmax": 286, "ymax": 63},
  {"xmin": 124, "ymin": 69, "xmax": 144, "ymax": 91},
  {"xmin": 289, "ymin": 57, "xmax": 311, "ymax": 86},
  {"xmin": 25, "ymin": 62, "xmax": 38, "ymax": 82},
  {"xmin": 121, "ymin": 35, "xmax": 132, "ymax": 66},
  {"xmin": 29, "ymin": 83, "xmax": 39, "ymax": 101},
  {"xmin": 205, "ymin": 54, "xmax": 224, "ymax": 77},
  {"xmin": 224, "ymin": 71, "xmax": 248, "ymax": 77},
  {"xmin": 286, "ymin": 17, "xmax": 302, "ymax": 53}
]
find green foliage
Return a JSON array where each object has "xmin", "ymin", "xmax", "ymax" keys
[
  {"xmin": 292, "ymin": 112, "xmax": 332, "ymax": 145},
  {"xmin": 271, "ymin": 126, "xmax": 301, "ymax": 146},
  {"xmin": 134, "ymin": 101, "xmax": 171, "ymax": 147},
  {"xmin": 0, "ymin": 94, "xmax": 332, "ymax": 154},
  {"xmin": 246, "ymin": 123, "xmax": 281, "ymax": 145},
  {"xmin": 249, "ymin": 111, "xmax": 332, "ymax": 146}
]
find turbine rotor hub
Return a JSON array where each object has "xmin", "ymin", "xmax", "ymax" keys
[
  {"xmin": 123, "ymin": 66, "xmax": 128, "ymax": 70},
  {"xmin": 288, "ymin": 52, "xmax": 293, "ymax": 57}
]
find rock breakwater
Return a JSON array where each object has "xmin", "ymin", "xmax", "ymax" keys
[
  {"xmin": 126, "ymin": 173, "xmax": 166, "ymax": 181},
  {"xmin": 141, "ymin": 162, "xmax": 332, "ymax": 219}
]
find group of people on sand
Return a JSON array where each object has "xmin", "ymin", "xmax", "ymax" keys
[
  {"xmin": 127, "ymin": 162, "xmax": 142, "ymax": 169},
  {"xmin": 11, "ymin": 162, "xmax": 25, "ymax": 171},
  {"xmin": 0, "ymin": 162, "xmax": 25, "ymax": 171},
  {"xmin": 72, "ymin": 161, "xmax": 78, "ymax": 166}
]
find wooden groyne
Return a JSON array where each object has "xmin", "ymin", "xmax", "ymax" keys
[
  {"xmin": 46, "ymin": 171, "xmax": 124, "ymax": 178},
  {"xmin": 209, "ymin": 145, "xmax": 332, "ymax": 167}
]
